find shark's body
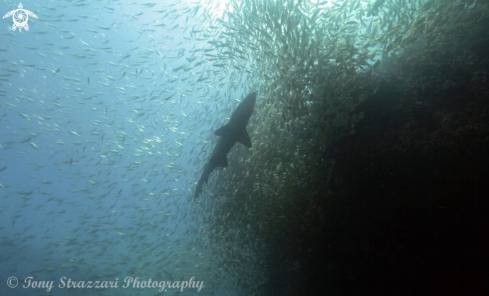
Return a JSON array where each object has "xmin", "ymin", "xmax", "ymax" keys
[{"xmin": 195, "ymin": 92, "xmax": 256, "ymax": 198}]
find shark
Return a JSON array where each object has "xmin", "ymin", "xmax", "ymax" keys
[{"xmin": 195, "ymin": 92, "xmax": 256, "ymax": 198}]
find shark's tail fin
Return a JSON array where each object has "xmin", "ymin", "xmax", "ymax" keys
[
  {"xmin": 194, "ymin": 162, "xmax": 216, "ymax": 199},
  {"xmin": 194, "ymin": 179, "xmax": 204, "ymax": 198}
]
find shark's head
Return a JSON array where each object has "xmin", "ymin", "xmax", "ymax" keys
[
  {"xmin": 240, "ymin": 92, "xmax": 256, "ymax": 113},
  {"xmin": 241, "ymin": 92, "xmax": 256, "ymax": 116},
  {"xmin": 244, "ymin": 92, "xmax": 257, "ymax": 105},
  {"xmin": 228, "ymin": 92, "xmax": 257, "ymax": 127}
]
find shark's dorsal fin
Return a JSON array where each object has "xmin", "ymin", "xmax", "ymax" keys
[{"xmin": 237, "ymin": 128, "xmax": 252, "ymax": 148}]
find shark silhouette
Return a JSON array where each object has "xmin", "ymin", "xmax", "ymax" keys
[{"xmin": 195, "ymin": 92, "xmax": 256, "ymax": 198}]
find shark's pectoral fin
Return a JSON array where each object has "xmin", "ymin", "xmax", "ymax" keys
[
  {"xmin": 215, "ymin": 156, "xmax": 228, "ymax": 167},
  {"xmin": 214, "ymin": 124, "xmax": 233, "ymax": 137},
  {"xmin": 237, "ymin": 128, "xmax": 252, "ymax": 148}
]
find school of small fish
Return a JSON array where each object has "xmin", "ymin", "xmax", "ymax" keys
[{"xmin": 0, "ymin": 0, "xmax": 484, "ymax": 295}]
